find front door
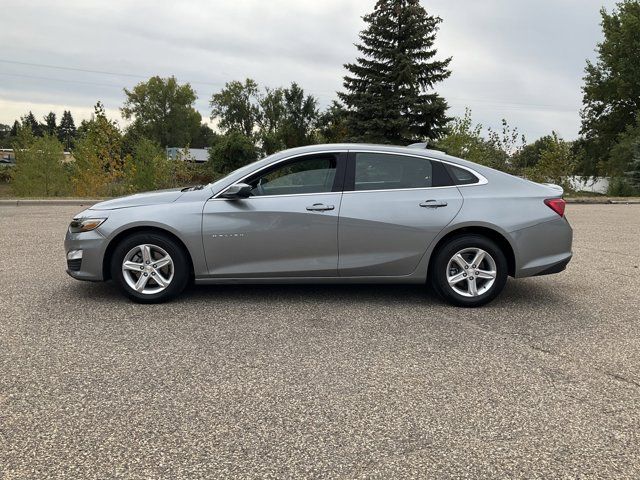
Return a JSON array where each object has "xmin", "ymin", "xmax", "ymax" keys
[
  {"xmin": 202, "ymin": 152, "xmax": 346, "ymax": 278},
  {"xmin": 338, "ymin": 152, "xmax": 463, "ymax": 277}
]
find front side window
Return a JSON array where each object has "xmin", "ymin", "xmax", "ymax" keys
[
  {"xmin": 354, "ymin": 153, "xmax": 451, "ymax": 191},
  {"xmin": 247, "ymin": 155, "xmax": 337, "ymax": 196}
]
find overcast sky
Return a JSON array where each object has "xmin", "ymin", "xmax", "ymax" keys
[{"xmin": 0, "ymin": 0, "xmax": 616, "ymax": 141}]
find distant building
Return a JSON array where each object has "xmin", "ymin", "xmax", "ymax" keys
[
  {"xmin": 567, "ymin": 176, "xmax": 609, "ymax": 194},
  {"xmin": 166, "ymin": 147, "xmax": 209, "ymax": 163},
  {"xmin": 0, "ymin": 149, "xmax": 15, "ymax": 164},
  {"xmin": 0, "ymin": 148, "xmax": 74, "ymax": 164}
]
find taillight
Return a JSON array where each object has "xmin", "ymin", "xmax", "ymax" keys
[{"xmin": 544, "ymin": 198, "xmax": 566, "ymax": 217}]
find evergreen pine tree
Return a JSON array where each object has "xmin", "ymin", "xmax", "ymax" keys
[
  {"xmin": 0, "ymin": 123, "xmax": 9, "ymax": 141},
  {"xmin": 44, "ymin": 112, "xmax": 57, "ymax": 136},
  {"xmin": 22, "ymin": 111, "xmax": 43, "ymax": 136},
  {"xmin": 339, "ymin": 0, "xmax": 451, "ymax": 144},
  {"xmin": 58, "ymin": 110, "xmax": 77, "ymax": 150},
  {"xmin": 10, "ymin": 120, "xmax": 20, "ymax": 137}
]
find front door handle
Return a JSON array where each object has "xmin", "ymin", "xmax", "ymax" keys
[
  {"xmin": 420, "ymin": 200, "xmax": 448, "ymax": 208},
  {"xmin": 306, "ymin": 203, "xmax": 335, "ymax": 212}
]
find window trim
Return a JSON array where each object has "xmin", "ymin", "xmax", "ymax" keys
[
  {"xmin": 213, "ymin": 149, "xmax": 486, "ymax": 199},
  {"xmin": 214, "ymin": 151, "xmax": 348, "ymax": 199},
  {"xmin": 344, "ymin": 150, "xmax": 487, "ymax": 194}
]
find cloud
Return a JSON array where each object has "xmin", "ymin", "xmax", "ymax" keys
[{"xmin": 0, "ymin": 0, "xmax": 617, "ymax": 140}]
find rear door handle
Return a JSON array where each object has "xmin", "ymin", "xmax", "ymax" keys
[
  {"xmin": 420, "ymin": 200, "xmax": 448, "ymax": 208},
  {"xmin": 306, "ymin": 203, "xmax": 335, "ymax": 212}
]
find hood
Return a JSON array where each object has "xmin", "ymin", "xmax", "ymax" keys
[{"xmin": 90, "ymin": 189, "xmax": 184, "ymax": 210}]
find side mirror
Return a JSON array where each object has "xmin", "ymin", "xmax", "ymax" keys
[{"xmin": 220, "ymin": 183, "xmax": 252, "ymax": 199}]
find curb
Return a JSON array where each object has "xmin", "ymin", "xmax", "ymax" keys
[
  {"xmin": 566, "ymin": 199, "xmax": 640, "ymax": 205},
  {"xmin": 0, "ymin": 199, "xmax": 103, "ymax": 207}
]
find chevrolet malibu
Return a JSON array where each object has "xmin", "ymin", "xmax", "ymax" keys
[{"xmin": 65, "ymin": 144, "xmax": 573, "ymax": 307}]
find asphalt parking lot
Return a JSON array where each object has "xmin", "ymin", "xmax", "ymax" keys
[{"xmin": 1, "ymin": 204, "xmax": 639, "ymax": 479}]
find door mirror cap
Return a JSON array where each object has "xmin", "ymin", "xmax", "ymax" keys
[{"xmin": 220, "ymin": 183, "xmax": 252, "ymax": 199}]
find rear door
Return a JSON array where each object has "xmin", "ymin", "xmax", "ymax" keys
[{"xmin": 338, "ymin": 151, "xmax": 463, "ymax": 276}]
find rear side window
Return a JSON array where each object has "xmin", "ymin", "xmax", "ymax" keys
[
  {"xmin": 353, "ymin": 153, "xmax": 452, "ymax": 191},
  {"xmin": 448, "ymin": 165, "xmax": 480, "ymax": 185}
]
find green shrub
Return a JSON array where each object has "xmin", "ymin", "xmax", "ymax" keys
[
  {"xmin": 607, "ymin": 177, "xmax": 636, "ymax": 196},
  {"xmin": 11, "ymin": 132, "xmax": 71, "ymax": 197},
  {"xmin": 0, "ymin": 165, "xmax": 12, "ymax": 183}
]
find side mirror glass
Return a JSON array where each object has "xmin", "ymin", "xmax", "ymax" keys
[{"xmin": 220, "ymin": 183, "xmax": 252, "ymax": 199}]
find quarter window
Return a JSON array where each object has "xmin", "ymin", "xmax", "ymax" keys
[
  {"xmin": 448, "ymin": 165, "xmax": 480, "ymax": 185},
  {"xmin": 247, "ymin": 155, "xmax": 337, "ymax": 196},
  {"xmin": 353, "ymin": 153, "xmax": 452, "ymax": 191}
]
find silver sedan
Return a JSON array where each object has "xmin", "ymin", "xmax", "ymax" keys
[{"xmin": 64, "ymin": 144, "xmax": 573, "ymax": 307}]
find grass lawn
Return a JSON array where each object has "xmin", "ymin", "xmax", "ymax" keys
[{"xmin": 0, "ymin": 183, "xmax": 12, "ymax": 198}]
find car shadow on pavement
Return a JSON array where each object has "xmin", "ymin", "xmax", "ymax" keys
[{"xmin": 64, "ymin": 276, "xmax": 566, "ymax": 310}]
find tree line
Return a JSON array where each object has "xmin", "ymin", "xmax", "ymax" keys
[{"xmin": 1, "ymin": 0, "xmax": 639, "ymax": 197}]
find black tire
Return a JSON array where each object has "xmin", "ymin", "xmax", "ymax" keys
[
  {"xmin": 110, "ymin": 232, "xmax": 190, "ymax": 303},
  {"xmin": 430, "ymin": 234, "xmax": 508, "ymax": 308}
]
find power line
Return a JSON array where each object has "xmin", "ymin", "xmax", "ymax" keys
[
  {"xmin": 0, "ymin": 58, "xmax": 224, "ymax": 88},
  {"xmin": 0, "ymin": 58, "xmax": 579, "ymax": 113},
  {"xmin": 0, "ymin": 72, "xmax": 123, "ymax": 89},
  {"xmin": 0, "ymin": 59, "xmax": 151, "ymax": 79}
]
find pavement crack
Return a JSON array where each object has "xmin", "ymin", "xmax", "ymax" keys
[
  {"xmin": 453, "ymin": 316, "xmax": 640, "ymax": 408},
  {"xmin": 342, "ymin": 441, "xmax": 435, "ymax": 479},
  {"xmin": 527, "ymin": 344, "xmax": 553, "ymax": 355},
  {"xmin": 602, "ymin": 371, "xmax": 640, "ymax": 389}
]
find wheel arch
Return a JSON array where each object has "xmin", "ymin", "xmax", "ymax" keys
[
  {"xmin": 428, "ymin": 225, "xmax": 516, "ymax": 279},
  {"xmin": 102, "ymin": 226, "xmax": 195, "ymax": 281}
]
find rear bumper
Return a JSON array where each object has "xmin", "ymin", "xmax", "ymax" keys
[
  {"xmin": 511, "ymin": 217, "xmax": 573, "ymax": 278},
  {"xmin": 533, "ymin": 255, "xmax": 572, "ymax": 276}
]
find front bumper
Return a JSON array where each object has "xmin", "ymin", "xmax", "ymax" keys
[{"xmin": 64, "ymin": 229, "xmax": 107, "ymax": 281}]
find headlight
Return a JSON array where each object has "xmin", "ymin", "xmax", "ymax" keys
[{"xmin": 69, "ymin": 218, "xmax": 107, "ymax": 233}]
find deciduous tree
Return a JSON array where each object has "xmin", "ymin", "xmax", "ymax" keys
[
  {"xmin": 256, "ymin": 83, "xmax": 319, "ymax": 154},
  {"xmin": 210, "ymin": 79, "xmax": 260, "ymax": 138},
  {"xmin": 317, "ymin": 101, "xmax": 349, "ymax": 143},
  {"xmin": 528, "ymin": 132, "xmax": 577, "ymax": 191},
  {"xmin": 435, "ymin": 109, "xmax": 524, "ymax": 173},
  {"xmin": 122, "ymin": 76, "xmax": 202, "ymax": 147},
  {"xmin": 123, "ymin": 137, "xmax": 167, "ymax": 192},
  {"xmin": 72, "ymin": 102, "xmax": 125, "ymax": 197},
  {"xmin": 512, "ymin": 135, "xmax": 555, "ymax": 171},
  {"xmin": 208, "ymin": 131, "xmax": 258, "ymax": 175},
  {"xmin": 279, "ymin": 83, "xmax": 319, "ymax": 149},
  {"xmin": 11, "ymin": 127, "xmax": 70, "ymax": 196},
  {"xmin": 580, "ymin": 0, "xmax": 640, "ymax": 176}
]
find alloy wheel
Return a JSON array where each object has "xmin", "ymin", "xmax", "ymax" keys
[
  {"xmin": 121, "ymin": 244, "xmax": 174, "ymax": 295},
  {"xmin": 446, "ymin": 247, "xmax": 497, "ymax": 297}
]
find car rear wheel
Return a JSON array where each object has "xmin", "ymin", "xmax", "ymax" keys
[
  {"xmin": 430, "ymin": 234, "xmax": 508, "ymax": 308},
  {"xmin": 110, "ymin": 232, "xmax": 189, "ymax": 303}
]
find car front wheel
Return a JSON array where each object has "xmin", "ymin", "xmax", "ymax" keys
[
  {"xmin": 110, "ymin": 232, "xmax": 189, "ymax": 303},
  {"xmin": 430, "ymin": 234, "xmax": 508, "ymax": 308}
]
